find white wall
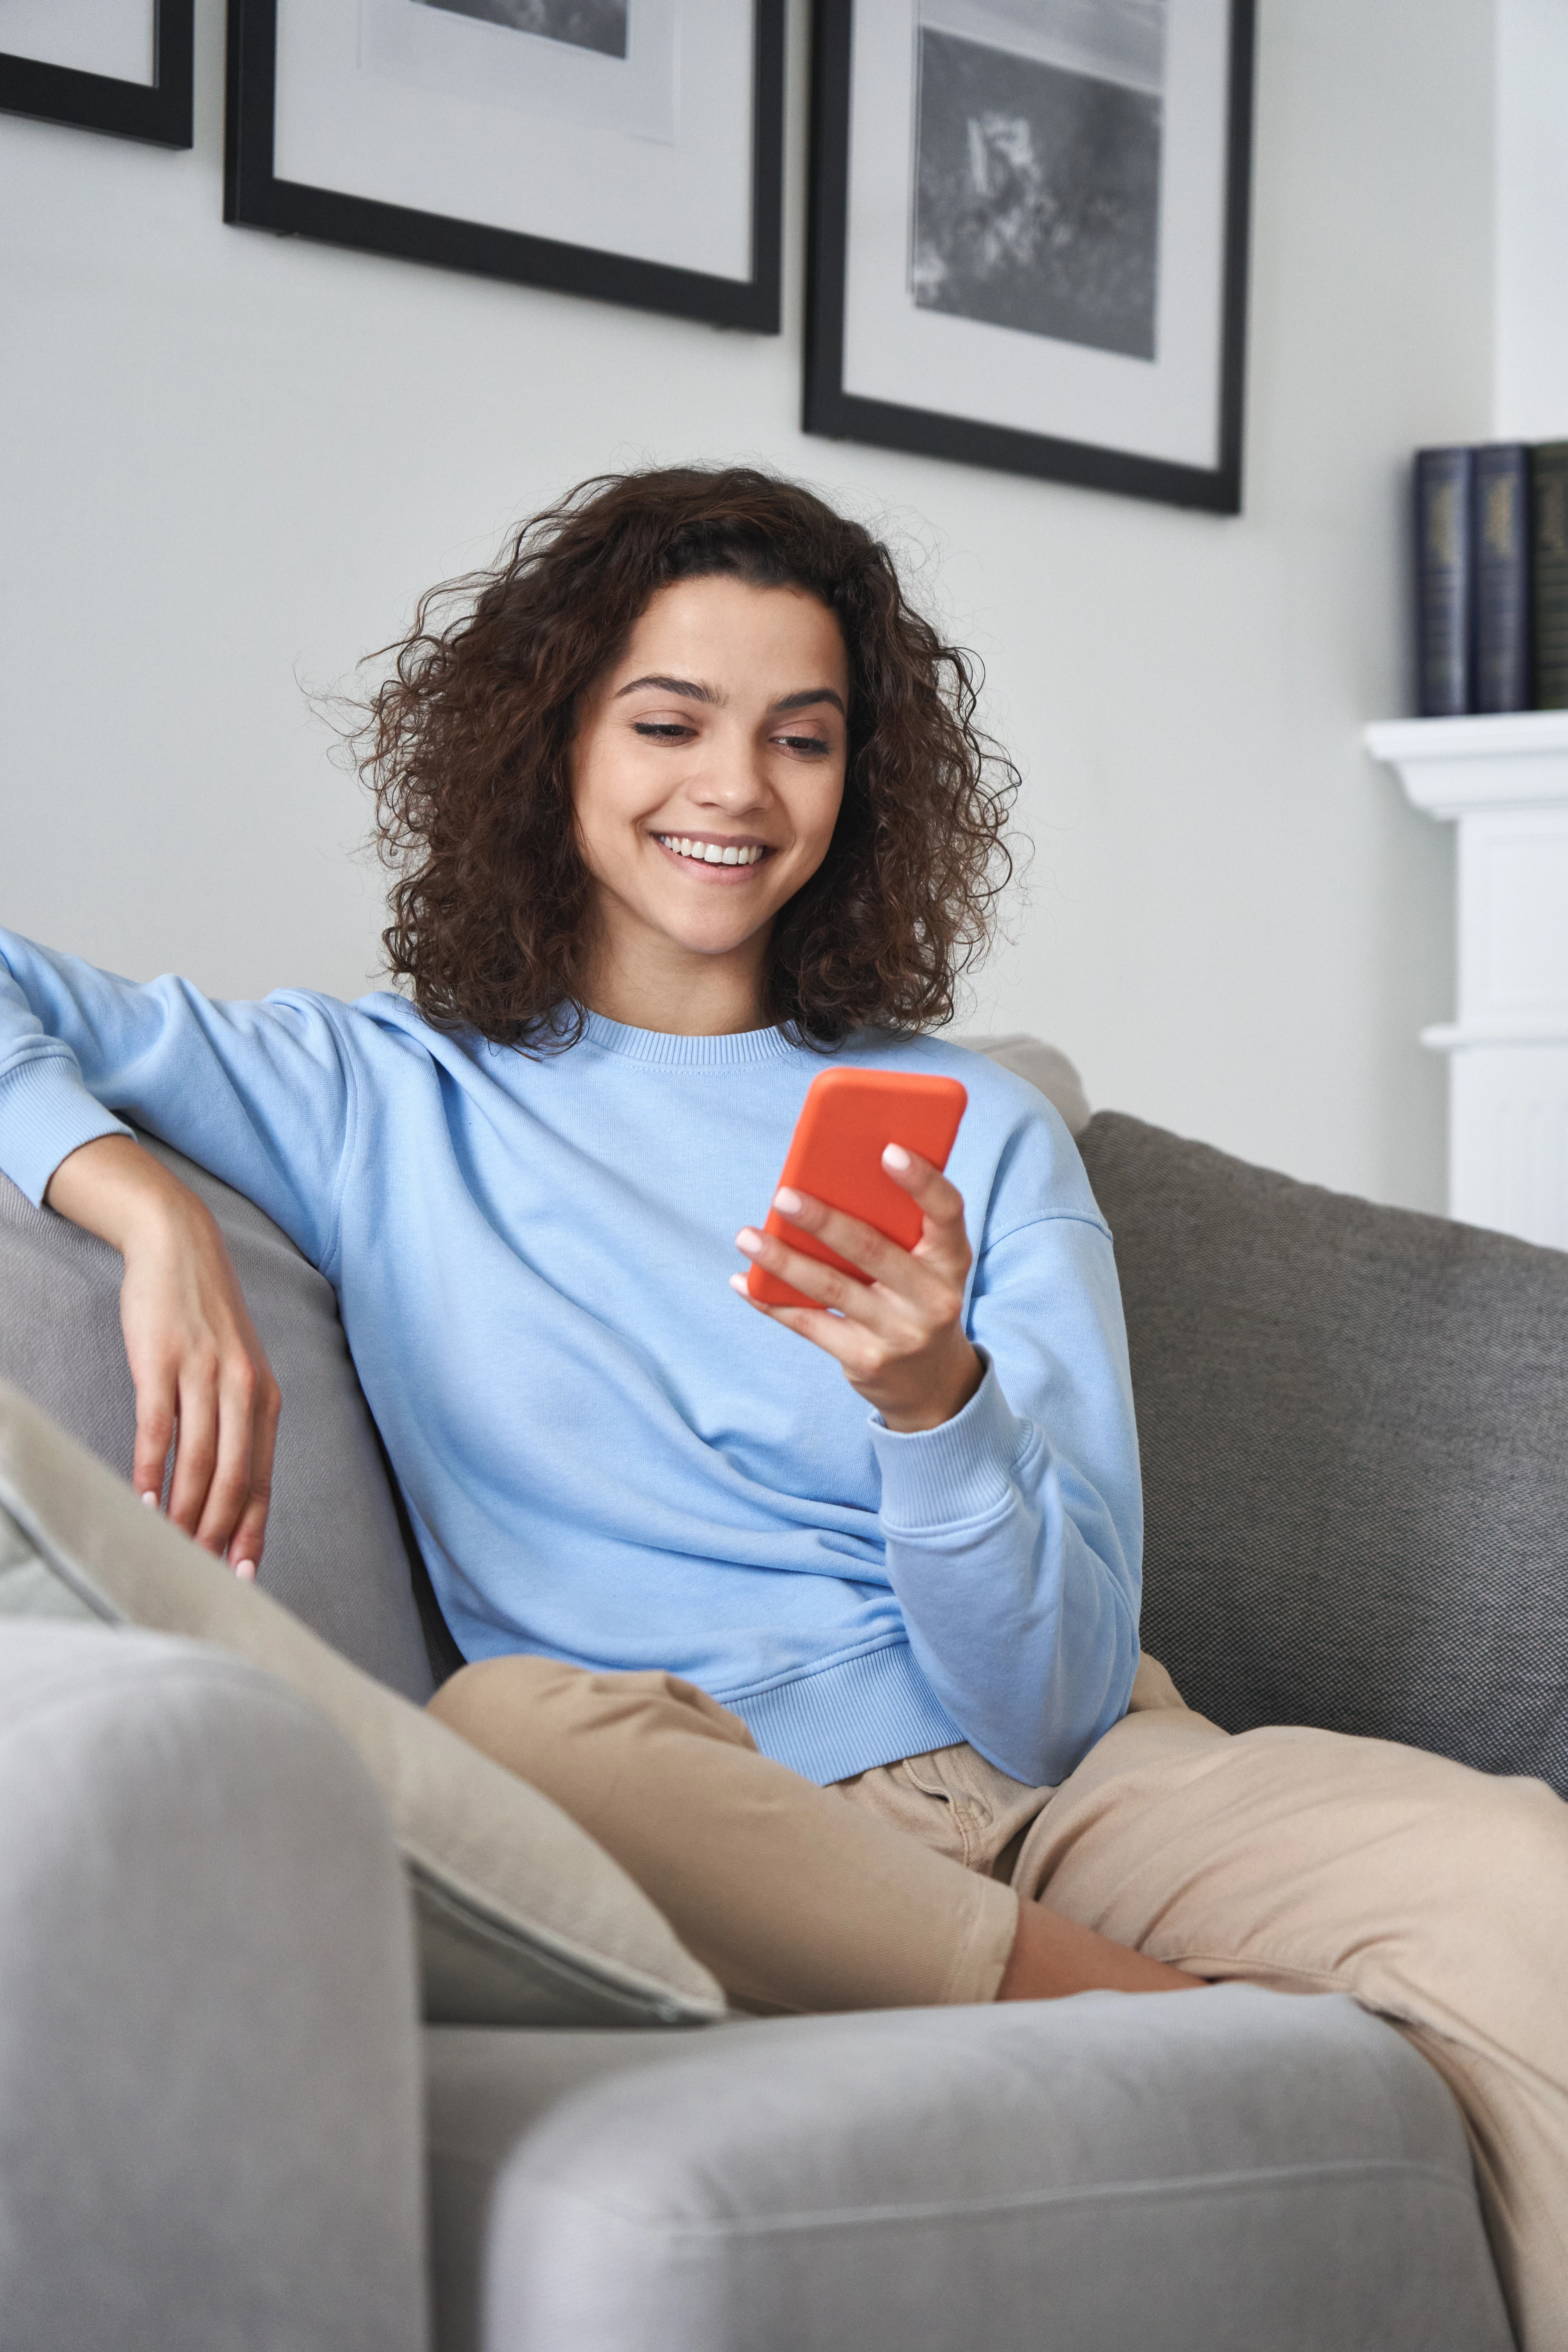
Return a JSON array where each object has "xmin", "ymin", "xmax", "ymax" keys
[
  {"xmin": 0, "ymin": 0, "xmax": 1497, "ymax": 1211},
  {"xmin": 1494, "ymin": 0, "xmax": 1568, "ymax": 439}
]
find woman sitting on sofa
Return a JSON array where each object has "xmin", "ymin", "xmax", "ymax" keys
[{"xmin": 1, "ymin": 469, "xmax": 1563, "ymax": 2347}]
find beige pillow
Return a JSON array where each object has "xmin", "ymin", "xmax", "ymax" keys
[{"xmin": 0, "ymin": 1381, "xmax": 725, "ymax": 2030}]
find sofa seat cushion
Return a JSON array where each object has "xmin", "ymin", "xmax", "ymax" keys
[
  {"xmin": 423, "ymin": 1986, "xmax": 1510, "ymax": 2352},
  {"xmin": 1078, "ymin": 1111, "xmax": 1568, "ymax": 1792},
  {"xmin": 0, "ymin": 1383, "xmax": 725, "ymax": 2031}
]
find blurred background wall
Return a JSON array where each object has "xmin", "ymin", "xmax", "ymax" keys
[{"xmin": 1, "ymin": 0, "xmax": 1533, "ymax": 1210}]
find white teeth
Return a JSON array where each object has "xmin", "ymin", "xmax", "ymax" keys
[{"xmin": 656, "ymin": 835, "xmax": 763, "ymax": 866}]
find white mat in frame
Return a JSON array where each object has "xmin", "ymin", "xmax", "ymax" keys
[
  {"xmin": 274, "ymin": 0, "xmax": 754, "ymax": 283},
  {"xmin": 0, "ymin": 0, "xmax": 155, "ymax": 85}
]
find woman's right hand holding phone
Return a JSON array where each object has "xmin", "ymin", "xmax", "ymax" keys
[
  {"xmin": 733, "ymin": 1142, "xmax": 986, "ymax": 1434},
  {"xmin": 45, "ymin": 1135, "xmax": 280, "ymax": 1578}
]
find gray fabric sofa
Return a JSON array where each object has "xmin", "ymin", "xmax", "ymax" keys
[{"xmin": 5, "ymin": 1033, "xmax": 1563, "ymax": 2352}]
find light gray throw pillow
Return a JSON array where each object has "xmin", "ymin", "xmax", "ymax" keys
[{"xmin": 0, "ymin": 1381, "xmax": 725, "ymax": 2031}]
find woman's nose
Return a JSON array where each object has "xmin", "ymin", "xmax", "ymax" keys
[{"xmin": 689, "ymin": 745, "xmax": 771, "ymax": 811}]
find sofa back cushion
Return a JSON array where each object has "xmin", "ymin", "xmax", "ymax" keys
[
  {"xmin": 0, "ymin": 1140, "xmax": 438, "ymax": 1701},
  {"xmin": 954, "ymin": 1035, "xmax": 1092, "ymax": 1135},
  {"xmin": 1078, "ymin": 1111, "xmax": 1568, "ymax": 1794}
]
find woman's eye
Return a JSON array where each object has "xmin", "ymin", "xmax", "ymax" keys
[
  {"xmin": 776, "ymin": 733, "xmax": 831, "ymax": 757},
  {"xmin": 633, "ymin": 721, "xmax": 695, "ymax": 742}
]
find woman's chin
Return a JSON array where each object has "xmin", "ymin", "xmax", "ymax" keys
[
  {"xmin": 676, "ymin": 923, "xmax": 770, "ymax": 963},
  {"xmin": 647, "ymin": 904, "xmax": 775, "ymax": 963}
]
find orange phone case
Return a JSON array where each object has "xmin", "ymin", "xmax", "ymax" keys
[{"xmin": 747, "ymin": 1068, "xmax": 968, "ymax": 1310}]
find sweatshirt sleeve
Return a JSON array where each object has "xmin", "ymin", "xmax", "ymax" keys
[
  {"xmin": 867, "ymin": 1124, "xmax": 1142, "ymax": 1789},
  {"xmin": 0, "ymin": 931, "xmax": 356, "ymax": 1269}
]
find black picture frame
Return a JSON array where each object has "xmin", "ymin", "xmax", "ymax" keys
[
  {"xmin": 805, "ymin": 0, "xmax": 1256, "ymax": 513},
  {"xmin": 224, "ymin": 0, "xmax": 785, "ymax": 333},
  {"xmin": 0, "ymin": 2, "xmax": 193, "ymax": 148}
]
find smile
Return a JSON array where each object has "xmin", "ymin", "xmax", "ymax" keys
[{"xmin": 653, "ymin": 835, "xmax": 768, "ymax": 869}]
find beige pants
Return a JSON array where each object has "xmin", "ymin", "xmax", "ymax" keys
[{"xmin": 431, "ymin": 1652, "xmax": 1568, "ymax": 2351}]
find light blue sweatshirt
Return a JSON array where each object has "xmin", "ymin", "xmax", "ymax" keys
[{"xmin": 0, "ymin": 931, "xmax": 1142, "ymax": 1788}]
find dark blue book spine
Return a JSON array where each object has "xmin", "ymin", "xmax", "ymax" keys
[
  {"xmin": 1472, "ymin": 443, "xmax": 1532, "ymax": 712},
  {"xmin": 1415, "ymin": 446, "xmax": 1472, "ymax": 715},
  {"xmin": 1530, "ymin": 443, "xmax": 1568, "ymax": 709}
]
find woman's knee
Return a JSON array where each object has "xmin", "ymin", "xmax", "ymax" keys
[
  {"xmin": 1436, "ymin": 1769, "xmax": 1568, "ymax": 1926},
  {"xmin": 1328, "ymin": 1746, "xmax": 1568, "ymax": 1993}
]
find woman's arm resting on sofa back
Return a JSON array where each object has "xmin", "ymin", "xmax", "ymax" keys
[
  {"xmin": 0, "ymin": 931, "xmax": 354, "ymax": 1264},
  {"xmin": 46, "ymin": 1136, "xmax": 281, "ymax": 1576}
]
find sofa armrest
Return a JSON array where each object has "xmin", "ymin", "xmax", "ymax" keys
[
  {"xmin": 424, "ymin": 1990, "xmax": 1510, "ymax": 2352},
  {"xmin": 0, "ymin": 1622, "xmax": 428, "ymax": 2352}
]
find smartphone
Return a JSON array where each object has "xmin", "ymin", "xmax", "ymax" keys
[{"xmin": 747, "ymin": 1068, "xmax": 968, "ymax": 1310}]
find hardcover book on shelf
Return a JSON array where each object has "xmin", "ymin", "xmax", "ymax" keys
[
  {"xmin": 1531, "ymin": 443, "xmax": 1568, "ymax": 710},
  {"xmin": 1471, "ymin": 443, "xmax": 1531, "ymax": 713},
  {"xmin": 1415, "ymin": 447, "xmax": 1472, "ymax": 717}
]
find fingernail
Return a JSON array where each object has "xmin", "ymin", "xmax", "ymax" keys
[
  {"xmin": 233, "ymin": 1560, "xmax": 257, "ymax": 1583},
  {"xmin": 141, "ymin": 1491, "xmax": 158, "ymax": 1508},
  {"xmin": 773, "ymin": 1187, "xmax": 803, "ymax": 1215},
  {"xmin": 883, "ymin": 1144, "xmax": 911, "ymax": 1171},
  {"xmin": 735, "ymin": 1228, "xmax": 763, "ymax": 1255},
  {"xmin": 728, "ymin": 1273, "xmax": 749, "ymax": 1295}
]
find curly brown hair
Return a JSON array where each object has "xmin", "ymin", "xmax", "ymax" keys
[{"xmin": 360, "ymin": 466, "xmax": 1017, "ymax": 1048}]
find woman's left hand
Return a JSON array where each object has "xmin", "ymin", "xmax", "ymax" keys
[{"xmin": 732, "ymin": 1145, "xmax": 984, "ymax": 1433}]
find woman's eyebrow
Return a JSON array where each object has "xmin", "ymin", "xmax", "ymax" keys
[
  {"xmin": 612, "ymin": 677, "xmax": 845, "ymax": 717},
  {"xmin": 614, "ymin": 673, "xmax": 717, "ymax": 702}
]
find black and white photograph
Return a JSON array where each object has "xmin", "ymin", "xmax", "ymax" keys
[
  {"xmin": 417, "ymin": 0, "xmax": 630, "ymax": 55},
  {"xmin": 806, "ymin": 0, "xmax": 1253, "ymax": 511},
  {"xmin": 0, "ymin": 0, "xmax": 192, "ymax": 146},
  {"xmin": 225, "ymin": 0, "xmax": 783, "ymax": 327},
  {"xmin": 912, "ymin": 1, "xmax": 1165, "ymax": 360},
  {"xmin": 359, "ymin": 0, "xmax": 678, "ymax": 144}
]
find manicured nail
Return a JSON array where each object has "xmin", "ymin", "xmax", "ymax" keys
[
  {"xmin": 141, "ymin": 1491, "xmax": 158, "ymax": 1508},
  {"xmin": 233, "ymin": 1559, "xmax": 257, "ymax": 1583},
  {"xmin": 773, "ymin": 1187, "xmax": 803, "ymax": 1216},
  {"xmin": 883, "ymin": 1144, "xmax": 911, "ymax": 1172},
  {"xmin": 735, "ymin": 1228, "xmax": 763, "ymax": 1255},
  {"xmin": 728, "ymin": 1273, "xmax": 749, "ymax": 1295}
]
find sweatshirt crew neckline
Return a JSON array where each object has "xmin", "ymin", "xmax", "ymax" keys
[{"xmin": 581, "ymin": 1010, "xmax": 802, "ymax": 1067}]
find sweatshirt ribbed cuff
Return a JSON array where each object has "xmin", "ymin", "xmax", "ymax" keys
[
  {"xmin": 0, "ymin": 1057, "xmax": 132, "ymax": 1207},
  {"xmin": 868, "ymin": 1354, "xmax": 1031, "ymax": 1530}
]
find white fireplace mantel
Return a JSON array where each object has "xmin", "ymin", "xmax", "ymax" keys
[{"xmin": 1365, "ymin": 711, "xmax": 1568, "ymax": 1251}]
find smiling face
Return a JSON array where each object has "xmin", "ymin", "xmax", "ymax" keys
[{"xmin": 570, "ymin": 573, "xmax": 850, "ymax": 1033}]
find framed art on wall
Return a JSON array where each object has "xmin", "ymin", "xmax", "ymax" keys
[
  {"xmin": 805, "ymin": 0, "xmax": 1256, "ymax": 512},
  {"xmin": 0, "ymin": 0, "xmax": 193, "ymax": 147},
  {"xmin": 225, "ymin": 0, "xmax": 785, "ymax": 331}
]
